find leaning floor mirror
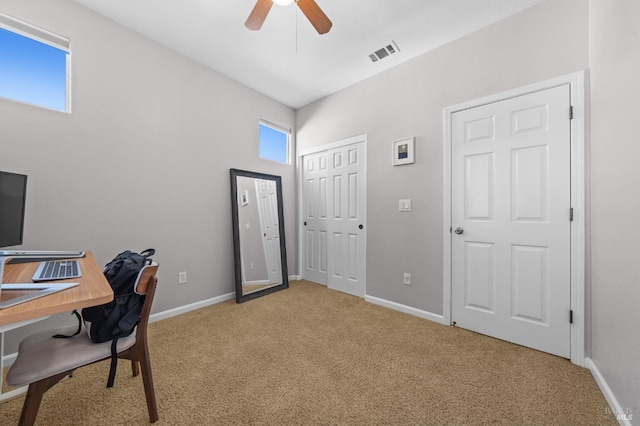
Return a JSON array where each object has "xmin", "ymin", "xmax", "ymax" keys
[{"xmin": 230, "ymin": 169, "xmax": 289, "ymax": 303}]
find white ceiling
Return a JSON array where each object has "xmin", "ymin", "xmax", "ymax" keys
[{"xmin": 73, "ymin": 0, "xmax": 544, "ymax": 109}]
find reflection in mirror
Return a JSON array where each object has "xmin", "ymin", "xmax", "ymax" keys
[{"xmin": 230, "ymin": 169, "xmax": 288, "ymax": 303}]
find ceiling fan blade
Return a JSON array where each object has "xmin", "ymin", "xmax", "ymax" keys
[
  {"xmin": 296, "ymin": 0, "xmax": 332, "ymax": 35},
  {"xmin": 245, "ymin": 0, "xmax": 273, "ymax": 31}
]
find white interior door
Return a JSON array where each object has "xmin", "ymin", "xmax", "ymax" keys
[
  {"xmin": 302, "ymin": 151, "xmax": 329, "ymax": 284},
  {"xmin": 326, "ymin": 142, "xmax": 366, "ymax": 297},
  {"xmin": 301, "ymin": 138, "xmax": 367, "ymax": 298},
  {"xmin": 451, "ymin": 84, "xmax": 571, "ymax": 358},
  {"xmin": 255, "ymin": 179, "xmax": 282, "ymax": 284}
]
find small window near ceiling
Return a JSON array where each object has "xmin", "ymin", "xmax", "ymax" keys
[
  {"xmin": 259, "ymin": 118, "xmax": 291, "ymax": 164},
  {"xmin": 0, "ymin": 13, "xmax": 70, "ymax": 112}
]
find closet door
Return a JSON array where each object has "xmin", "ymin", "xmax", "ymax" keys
[
  {"xmin": 302, "ymin": 151, "xmax": 328, "ymax": 284},
  {"xmin": 301, "ymin": 140, "xmax": 367, "ymax": 298},
  {"xmin": 326, "ymin": 142, "xmax": 366, "ymax": 297}
]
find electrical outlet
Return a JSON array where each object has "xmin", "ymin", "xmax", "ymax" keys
[
  {"xmin": 178, "ymin": 271, "xmax": 187, "ymax": 285},
  {"xmin": 403, "ymin": 273, "xmax": 411, "ymax": 285}
]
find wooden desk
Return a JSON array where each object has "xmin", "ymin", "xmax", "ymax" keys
[
  {"xmin": 0, "ymin": 252, "xmax": 113, "ymax": 326},
  {"xmin": 0, "ymin": 252, "xmax": 113, "ymax": 401}
]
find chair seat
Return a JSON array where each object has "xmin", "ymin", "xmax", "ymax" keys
[{"xmin": 7, "ymin": 325, "xmax": 136, "ymax": 387}]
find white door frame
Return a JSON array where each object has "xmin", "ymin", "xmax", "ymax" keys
[
  {"xmin": 443, "ymin": 72, "xmax": 586, "ymax": 366},
  {"xmin": 297, "ymin": 133, "xmax": 368, "ymax": 288}
]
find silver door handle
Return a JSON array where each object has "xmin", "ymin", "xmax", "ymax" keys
[{"xmin": 454, "ymin": 227, "xmax": 464, "ymax": 235}]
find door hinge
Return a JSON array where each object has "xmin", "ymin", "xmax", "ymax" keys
[
  {"xmin": 570, "ymin": 310, "xmax": 573, "ymax": 324},
  {"xmin": 570, "ymin": 208, "xmax": 574, "ymax": 221},
  {"xmin": 569, "ymin": 106, "xmax": 574, "ymax": 120}
]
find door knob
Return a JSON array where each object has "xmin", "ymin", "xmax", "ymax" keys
[
  {"xmin": 454, "ymin": 227, "xmax": 464, "ymax": 235},
  {"xmin": 304, "ymin": 222, "xmax": 307, "ymax": 226},
  {"xmin": 359, "ymin": 224, "xmax": 364, "ymax": 230}
]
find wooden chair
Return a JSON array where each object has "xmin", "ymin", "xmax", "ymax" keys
[{"xmin": 6, "ymin": 262, "xmax": 160, "ymax": 426}]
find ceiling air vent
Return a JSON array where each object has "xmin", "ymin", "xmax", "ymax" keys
[{"xmin": 368, "ymin": 41, "xmax": 400, "ymax": 63}]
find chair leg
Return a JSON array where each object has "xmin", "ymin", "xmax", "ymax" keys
[
  {"xmin": 139, "ymin": 353, "xmax": 158, "ymax": 423},
  {"xmin": 18, "ymin": 371, "xmax": 70, "ymax": 426},
  {"xmin": 120, "ymin": 345, "xmax": 158, "ymax": 423}
]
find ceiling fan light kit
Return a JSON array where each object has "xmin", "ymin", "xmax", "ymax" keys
[{"xmin": 245, "ymin": 0, "xmax": 332, "ymax": 34}]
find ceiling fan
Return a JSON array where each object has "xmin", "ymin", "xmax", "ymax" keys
[{"xmin": 245, "ymin": 0, "xmax": 332, "ymax": 35}]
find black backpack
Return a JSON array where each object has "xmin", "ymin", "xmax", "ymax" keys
[{"xmin": 80, "ymin": 248, "xmax": 155, "ymax": 387}]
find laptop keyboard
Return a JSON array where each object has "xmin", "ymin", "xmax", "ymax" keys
[{"xmin": 34, "ymin": 260, "xmax": 81, "ymax": 281}]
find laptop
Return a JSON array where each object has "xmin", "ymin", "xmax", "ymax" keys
[
  {"xmin": 32, "ymin": 259, "xmax": 82, "ymax": 282},
  {"xmin": 0, "ymin": 257, "xmax": 79, "ymax": 309}
]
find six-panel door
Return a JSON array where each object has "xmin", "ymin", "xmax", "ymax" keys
[{"xmin": 451, "ymin": 85, "xmax": 572, "ymax": 358}]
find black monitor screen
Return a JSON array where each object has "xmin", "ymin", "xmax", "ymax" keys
[{"xmin": 0, "ymin": 171, "xmax": 27, "ymax": 248}]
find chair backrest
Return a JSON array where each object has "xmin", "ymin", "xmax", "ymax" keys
[
  {"xmin": 134, "ymin": 261, "xmax": 159, "ymax": 295},
  {"xmin": 133, "ymin": 262, "xmax": 159, "ymax": 340}
]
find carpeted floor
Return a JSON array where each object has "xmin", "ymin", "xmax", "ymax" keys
[{"xmin": 1, "ymin": 280, "xmax": 616, "ymax": 425}]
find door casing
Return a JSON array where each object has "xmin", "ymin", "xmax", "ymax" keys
[{"xmin": 443, "ymin": 72, "xmax": 586, "ymax": 366}]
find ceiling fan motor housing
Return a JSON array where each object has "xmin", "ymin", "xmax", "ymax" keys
[{"xmin": 246, "ymin": 0, "xmax": 332, "ymax": 35}]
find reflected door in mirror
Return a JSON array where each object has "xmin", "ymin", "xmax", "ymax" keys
[{"xmin": 255, "ymin": 178, "xmax": 282, "ymax": 285}]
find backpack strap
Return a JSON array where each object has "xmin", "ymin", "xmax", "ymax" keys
[
  {"xmin": 52, "ymin": 310, "xmax": 82, "ymax": 339},
  {"xmin": 106, "ymin": 337, "xmax": 119, "ymax": 388},
  {"xmin": 140, "ymin": 248, "xmax": 155, "ymax": 258}
]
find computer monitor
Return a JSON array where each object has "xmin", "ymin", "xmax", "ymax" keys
[
  {"xmin": 0, "ymin": 171, "xmax": 84, "ymax": 259},
  {"xmin": 0, "ymin": 171, "xmax": 83, "ymax": 309},
  {"xmin": 0, "ymin": 170, "xmax": 27, "ymax": 248}
]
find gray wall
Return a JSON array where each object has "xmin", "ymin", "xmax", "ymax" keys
[
  {"xmin": 296, "ymin": 0, "xmax": 589, "ymax": 315},
  {"xmin": 0, "ymin": 0, "xmax": 296, "ymax": 351},
  {"xmin": 589, "ymin": 0, "xmax": 640, "ymax": 416}
]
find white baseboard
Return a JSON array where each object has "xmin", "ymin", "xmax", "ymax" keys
[
  {"xmin": 289, "ymin": 275, "xmax": 301, "ymax": 281},
  {"xmin": 585, "ymin": 357, "xmax": 633, "ymax": 426},
  {"xmin": 149, "ymin": 292, "xmax": 235, "ymax": 323},
  {"xmin": 2, "ymin": 351, "xmax": 17, "ymax": 367},
  {"xmin": 365, "ymin": 295, "xmax": 446, "ymax": 325}
]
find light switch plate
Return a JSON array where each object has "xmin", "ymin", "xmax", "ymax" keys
[{"xmin": 399, "ymin": 199, "xmax": 412, "ymax": 211}]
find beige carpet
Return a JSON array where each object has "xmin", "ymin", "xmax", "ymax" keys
[{"xmin": 1, "ymin": 280, "xmax": 616, "ymax": 425}]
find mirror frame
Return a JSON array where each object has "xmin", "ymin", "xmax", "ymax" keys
[{"xmin": 230, "ymin": 168, "xmax": 289, "ymax": 303}]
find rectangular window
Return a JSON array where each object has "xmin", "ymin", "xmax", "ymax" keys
[
  {"xmin": 0, "ymin": 12, "xmax": 70, "ymax": 112},
  {"xmin": 259, "ymin": 117, "xmax": 291, "ymax": 164}
]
